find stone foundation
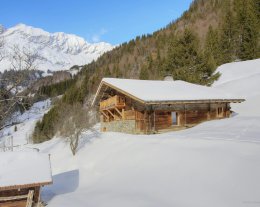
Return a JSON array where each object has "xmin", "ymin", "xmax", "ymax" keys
[{"xmin": 101, "ymin": 120, "xmax": 136, "ymax": 134}]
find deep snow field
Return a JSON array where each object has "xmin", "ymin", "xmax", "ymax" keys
[{"xmin": 1, "ymin": 59, "xmax": 260, "ymax": 207}]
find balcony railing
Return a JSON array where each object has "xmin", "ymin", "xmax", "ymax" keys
[{"xmin": 100, "ymin": 95, "xmax": 126, "ymax": 110}]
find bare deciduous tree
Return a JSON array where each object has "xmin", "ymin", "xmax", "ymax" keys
[
  {"xmin": 0, "ymin": 44, "xmax": 41, "ymax": 130},
  {"xmin": 61, "ymin": 103, "xmax": 95, "ymax": 155}
]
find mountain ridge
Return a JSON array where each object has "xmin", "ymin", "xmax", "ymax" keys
[{"xmin": 0, "ymin": 23, "xmax": 114, "ymax": 73}]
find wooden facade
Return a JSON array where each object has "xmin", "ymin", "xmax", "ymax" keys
[{"xmin": 93, "ymin": 79, "xmax": 244, "ymax": 134}]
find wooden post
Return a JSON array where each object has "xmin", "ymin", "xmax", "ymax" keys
[
  {"xmin": 144, "ymin": 111, "xmax": 147, "ymax": 134},
  {"xmin": 106, "ymin": 109, "xmax": 115, "ymax": 118},
  {"xmin": 207, "ymin": 103, "xmax": 211, "ymax": 120},
  {"xmin": 33, "ymin": 186, "xmax": 41, "ymax": 203},
  {"xmin": 26, "ymin": 190, "xmax": 34, "ymax": 207},
  {"xmin": 135, "ymin": 110, "xmax": 137, "ymax": 132},
  {"xmin": 122, "ymin": 109, "xmax": 125, "ymax": 120},
  {"xmin": 184, "ymin": 104, "xmax": 187, "ymax": 127},
  {"xmin": 148, "ymin": 113, "xmax": 151, "ymax": 134},
  {"xmin": 101, "ymin": 111, "xmax": 109, "ymax": 120},
  {"xmin": 225, "ymin": 102, "xmax": 228, "ymax": 117},
  {"xmin": 114, "ymin": 107, "xmax": 122, "ymax": 117},
  {"xmin": 153, "ymin": 110, "xmax": 156, "ymax": 132}
]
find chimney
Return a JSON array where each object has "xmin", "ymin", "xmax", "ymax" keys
[{"xmin": 163, "ymin": 74, "xmax": 174, "ymax": 81}]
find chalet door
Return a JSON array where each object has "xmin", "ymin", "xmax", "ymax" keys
[
  {"xmin": 217, "ymin": 107, "xmax": 224, "ymax": 118},
  {"xmin": 171, "ymin": 112, "xmax": 178, "ymax": 125}
]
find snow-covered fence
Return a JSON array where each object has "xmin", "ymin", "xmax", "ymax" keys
[{"xmin": 0, "ymin": 135, "xmax": 13, "ymax": 152}]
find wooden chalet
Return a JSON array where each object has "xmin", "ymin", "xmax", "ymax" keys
[
  {"xmin": 0, "ymin": 152, "xmax": 52, "ymax": 207},
  {"xmin": 92, "ymin": 78, "xmax": 245, "ymax": 134}
]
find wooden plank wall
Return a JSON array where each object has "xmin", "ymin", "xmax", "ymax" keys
[
  {"xmin": 0, "ymin": 186, "xmax": 40, "ymax": 206},
  {"xmin": 154, "ymin": 111, "xmax": 171, "ymax": 131},
  {"xmin": 149, "ymin": 103, "xmax": 230, "ymax": 133},
  {"xmin": 100, "ymin": 90, "xmax": 232, "ymax": 134},
  {"xmin": 184, "ymin": 110, "xmax": 208, "ymax": 125},
  {"xmin": 0, "ymin": 200, "xmax": 27, "ymax": 207}
]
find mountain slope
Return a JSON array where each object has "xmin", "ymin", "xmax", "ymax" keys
[
  {"xmin": 0, "ymin": 24, "xmax": 114, "ymax": 73},
  {"xmin": 1, "ymin": 58, "xmax": 260, "ymax": 207},
  {"xmin": 213, "ymin": 59, "xmax": 260, "ymax": 116},
  {"xmin": 32, "ymin": 0, "xmax": 260, "ymax": 141}
]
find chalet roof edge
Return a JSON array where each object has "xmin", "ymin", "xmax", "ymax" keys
[
  {"xmin": 0, "ymin": 181, "xmax": 53, "ymax": 191},
  {"xmin": 145, "ymin": 98, "xmax": 246, "ymax": 104},
  {"xmin": 92, "ymin": 78, "xmax": 146, "ymax": 106},
  {"xmin": 91, "ymin": 79, "xmax": 106, "ymax": 106},
  {"xmin": 92, "ymin": 78, "xmax": 245, "ymax": 106}
]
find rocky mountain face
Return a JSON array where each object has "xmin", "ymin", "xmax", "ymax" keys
[
  {"xmin": 0, "ymin": 25, "xmax": 5, "ymax": 34},
  {"xmin": 0, "ymin": 24, "xmax": 114, "ymax": 73}
]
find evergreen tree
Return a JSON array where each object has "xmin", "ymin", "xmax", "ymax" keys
[
  {"xmin": 219, "ymin": 2, "xmax": 236, "ymax": 63},
  {"xmin": 235, "ymin": 0, "xmax": 258, "ymax": 60},
  {"xmin": 165, "ymin": 29, "xmax": 207, "ymax": 83},
  {"xmin": 112, "ymin": 64, "xmax": 122, "ymax": 78},
  {"xmin": 205, "ymin": 25, "xmax": 221, "ymax": 65},
  {"xmin": 139, "ymin": 65, "xmax": 149, "ymax": 80},
  {"xmin": 104, "ymin": 66, "xmax": 111, "ymax": 77}
]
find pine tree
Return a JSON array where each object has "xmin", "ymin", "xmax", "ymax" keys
[
  {"xmin": 139, "ymin": 65, "xmax": 149, "ymax": 80},
  {"xmin": 165, "ymin": 29, "xmax": 207, "ymax": 83},
  {"xmin": 104, "ymin": 66, "xmax": 111, "ymax": 77},
  {"xmin": 205, "ymin": 25, "xmax": 221, "ymax": 65},
  {"xmin": 235, "ymin": 0, "xmax": 258, "ymax": 60},
  {"xmin": 219, "ymin": 2, "xmax": 236, "ymax": 63},
  {"xmin": 112, "ymin": 64, "xmax": 122, "ymax": 78}
]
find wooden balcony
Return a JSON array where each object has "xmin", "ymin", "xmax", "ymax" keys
[{"xmin": 100, "ymin": 95, "xmax": 126, "ymax": 110}]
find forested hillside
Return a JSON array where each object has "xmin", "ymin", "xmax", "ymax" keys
[{"xmin": 33, "ymin": 0, "xmax": 259, "ymax": 142}]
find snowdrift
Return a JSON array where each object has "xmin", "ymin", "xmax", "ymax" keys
[{"xmin": 213, "ymin": 59, "xmax": 260, "ymax": 116}]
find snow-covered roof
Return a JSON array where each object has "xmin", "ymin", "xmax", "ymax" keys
[
  {"xmin": 93, "ymin": 78, "xmax": 244, "ymax": 104},
  {"xmin": 0, "ymin": 151, "xmax": 52, "ymax": 190}
]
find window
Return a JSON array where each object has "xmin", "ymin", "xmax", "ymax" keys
[{"xmin": 171, "ymin": 112, "xmax": 178, "ymax": 125}]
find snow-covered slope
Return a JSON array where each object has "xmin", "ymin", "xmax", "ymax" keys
[
  {"xmin": 37, "ymin": 119, "xmax": 260, "ymax": 207},
  {"xmin": 0, "ymin": 99, "xmax": 51, "ymax": 147},
  {"xmin": 1, "ymin": 59, "xmax": 260, "ymax": 207},
  {"xmin": 0, "ymin": 24, "xmax": 114, "ymax": 73},
  {"xmin": 213, "ymin": 59, "xmax": 260, "ymax": 86},
  {"xmin": 213, "ymin": 59, "xmax": 260, "ymax": 116}
]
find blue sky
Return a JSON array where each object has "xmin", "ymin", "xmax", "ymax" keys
[{"xmin": 1, "ymin": 0, "xmax": 192, "ymax": 45}]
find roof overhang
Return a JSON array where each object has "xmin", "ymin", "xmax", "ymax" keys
[
  {"xmin": 0, "ymin": 181, "xmax": 52, "ymax": 191},
  {"xmin": 92, "ymin": 79, "xmax": 245, "ymax": 106}
]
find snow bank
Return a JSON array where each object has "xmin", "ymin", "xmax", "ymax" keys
[
  {"xmin": 213, "ymin": 59, "xmax": 260, "ymax": 86},
  {"xmin": 213, "ymin": 59, "xmax": 260, "ymax": 116},
  {"xmin": 40, "ymin": 118, "xmax": 260, "ymax": 207}
]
